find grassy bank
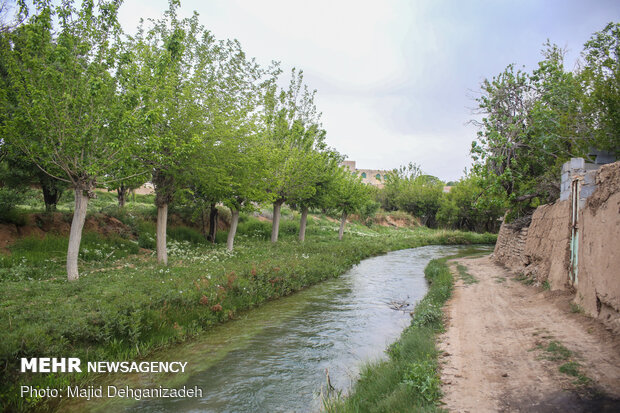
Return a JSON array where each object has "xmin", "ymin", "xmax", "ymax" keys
[
  {"xmin": 0, "ymin": 209, "xmax": 494, "ymax": 412},
  {"xmin": 323, "ymin": 250, "xmax": 481, "ymax": 412}
]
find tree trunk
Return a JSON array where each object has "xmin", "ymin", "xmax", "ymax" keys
[
  {"xmin": 227, "ymin": 208, "xmax": 240, "ymax": 251},
  {"xmin": 40, "ymin": 175, "xmax": 62, "ymax": 213},
  {"xmin": 157, "ymin": 203, "xmax": 168, "ymax": 265},
  {"xmin": 200, "ymin": 206, "xmax": 207, "ymax": 240},
  {"xmin": 66, "ymin": 188, "xmax": 89, "ymax": 281},
  {"xmin": 117, "ymin": 185, "xmax": 128, "ymax": 208},
  {"xmin": 271, "ymin": 200, "xmax": 283, "ymax": 243},
  {"xmin": 207, "ymin": 203, "xmax": 218, "ymax": 244},
  {"xmin": 338, "ymin": 212, "xmax": 348, "ymax": 241},
  {"xmin": 299, "ymin": 206, "xmax": 309, "ymax": 242}
]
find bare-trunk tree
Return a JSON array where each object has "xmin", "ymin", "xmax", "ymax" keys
[
  {"xmin": 227, "ymin": 208, "xmax": 240, "ymax": 251},
  {"xmin": 117, "ymin": 184, "xmax": 128, "ymax": 208},
  {"xmin": 207, "ymin": 203, "xmax": 218, "ymax": 244},
  {"xmin": 299, "ymin": 206, "xmax": 309, "ymax": 242},
  {"xmin": 338, "ymin": 212, "xmax": 348, "ymax": 241},
  {"xmin": 271, "ymin": 199, "xmax": 284, "ymax": 243},
  {"xmin": 40, "ymin": 174, "xmax": 63, "ymax": 213},
  {"xmin": 153, "ymin": 171, "xmax": 174, "ymax": 266},
  {"xmin": 66, "ymin": 187, "xmax": 89, "ymax": 281},
  {"xmin": 156, "ymin": 202, "xmax": 168, "ymax": 265}
]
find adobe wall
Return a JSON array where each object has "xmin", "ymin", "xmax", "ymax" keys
[
  {"xmin": 522, "ymin": 201, "xmax": 571, "ymax": 290},
  {"xmin": 575, "ymin": 162, "xmax": 620, "ymax": 332},
  {"xmin": 493, "ymin": 161, "xmax": 620, "ymax": 333},
  {"xmin": 493, "ymin": 201, "xmax": 571, "ymax": 290}
]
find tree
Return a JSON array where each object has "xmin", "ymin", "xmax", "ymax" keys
[
  {"xmin": 1, "ymin": 0, "xmax": 138, "ymax": 280},
  {"xmin": 126, "ymin": 4, "xmax": 217, "ymax": 264},
  {"xmin": 262, "ymin": 68, "xmax": 327, "ymax": 243},
  {"xmin": 436, "ymin": 173, "xmax": 506, "ymax": 232},
  {"xmin": 291, "ymin": 149, "xmax": 342, "ymax": 242},
  {"xmin": 471, "ymin": 42, "xmax": 591, "ymax": 219},
  {"xmin": 580, "ymin": 22, "xmax": 620, "ymax": 156},
  {"xmin": 329, "ymin": 168, "xmax": 373, "ymax": 240},
  {"xmin": 380, "ymin": 163, "xmax": 443, "ymax": 227}
]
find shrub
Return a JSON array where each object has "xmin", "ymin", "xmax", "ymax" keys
[{"xmin": 168, "ymin": 226, "xmax": 205, "ymax": 244}]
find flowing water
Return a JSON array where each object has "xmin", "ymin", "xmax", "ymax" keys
[{"xmin": 65, "ymin": 245, "xmax": 485, "ymax": 413}]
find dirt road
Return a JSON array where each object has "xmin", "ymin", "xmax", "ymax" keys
[{"xmin": 439, "ymin": 255, "xmax": 620, "ymax": 412}]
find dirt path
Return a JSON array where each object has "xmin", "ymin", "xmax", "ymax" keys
[{"xmin": 439, "ymin": 255, "xmax": 620, "ymax": 412}]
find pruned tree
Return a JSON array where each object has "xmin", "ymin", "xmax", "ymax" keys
[
  {"xmin": 1, "ymin": 0, "xmax": 139, "ymax": 280},
  {"xmin": 262, "ymin": 68, "xmax": 327, "ymax": 243},
  {"xmin": 329, "ymin": 167, "xmax": 373, "ymax": 240},
  {"xmin": 126, "ymin": 3, "xmax": 218, "ymax": 264}
]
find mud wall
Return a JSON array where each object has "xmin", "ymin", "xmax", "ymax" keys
[
  {"xmin": 494, "ymin": 161, "xmax": 620, "ymax": 332},
  {"xmin": 575, "ymin": 162, "xmax": 620, "ymax": 332},
  {"xmin": 522, "ymin": 201, "xmax": 571, "ymax": 290}
]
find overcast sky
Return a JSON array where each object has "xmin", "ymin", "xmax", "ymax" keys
[{"xmin": 117, "ymin": 0, "xmax": 620, "ymax": 181}]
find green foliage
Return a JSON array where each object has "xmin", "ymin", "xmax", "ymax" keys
[
  {"xmin": 436, "ymin": 174, "xmax": 505, "ymax": 232},
  {"xmin": 379, "ymin": 163, "xmax": 444, "ymax": 227},
  {"xmin": 0, "ymin": 186, "xmax": 24, "ymax": 223},
  {"xmin": 402, "ymin": 359, "xmax": 442, "ymax": 403},
  {"xmin": 581, "ymin": 22, "xmax": 620, "ymax": 156},
  {"xmin": 167, "ymin": 226, "xmax": 205, "ymax": 244},
  {"xmin": 472, "ymin": 25, "xmax": 620, "ymax": 219}
]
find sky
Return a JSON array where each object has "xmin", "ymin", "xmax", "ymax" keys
[{"xmin": 116, "ymin": 0, "xmax": 620, "ymax": 181}]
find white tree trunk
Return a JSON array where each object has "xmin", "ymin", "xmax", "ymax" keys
[
  {"xmin": 227, "ymin": 208, "xmax": 240, "ymax": 251},
  {"xmin": 271, "ymin": 200, "xmax": 283, "ymax": 243},
  {"xmin": 299, "ymin": 206, "xmax": 309, "ymax": 242},
  {"xmin": 157, "ymin": 203, "xmax": 168, "ymax": 265},
  {"xmin": 66, "ymin": 188, "xmax": 89, "ymax": 281},
  {"xmin": 338, "ymin": 212, "xmax": 348, "ymax": 241}
]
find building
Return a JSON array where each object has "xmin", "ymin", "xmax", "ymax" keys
[{"xmin": 340, "ymin": 160, "xmax": 389, "ymax": 188}]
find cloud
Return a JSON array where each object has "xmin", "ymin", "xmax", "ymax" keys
[{"xmin": 117, "ymin": 0, "xmax": 620, "ymax": 181}]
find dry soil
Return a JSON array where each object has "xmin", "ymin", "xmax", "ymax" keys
[{"xmin": 439, "ymin": 255, "xmax": 620, "ymax": 413}]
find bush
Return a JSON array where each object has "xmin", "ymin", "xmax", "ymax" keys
[
  {"xmin": 279, "ymin": 219, "xmax": 299, "ymax": 235},
  {"xmin": 168, "ymin": 226, "xmax": 205, "ymax": 244},
  {"xmin": 0, "ymin": 187, "xmax": 25, "ymax": 224},
  {"xmin": 237, "ymin": 218, "xmax": 271, "ymax": 239}
]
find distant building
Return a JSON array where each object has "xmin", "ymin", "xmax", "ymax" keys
[{"xmin": 340, "ymin": 160, "xmax": 389, "ymax": 188}]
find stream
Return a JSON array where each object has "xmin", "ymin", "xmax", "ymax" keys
[{"xmin": 65, "ymin": 245, "xmax": 485, "ymax": 413}]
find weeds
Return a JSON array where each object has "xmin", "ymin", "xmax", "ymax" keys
[
  {"xmin": 559, "ymin": 362, "xmax": 591, "ymax": 385},
  {"xmin": 570, "ymin": 302, "xmax": 585, "ymax": 314},
  {"xmin": 542, "ymin": 341, "xmax": 572, "ymax": 361},
  {"xmin": 534, "ymin": 337, "xmax": 592, "ymax": 387},
  {"xmin": 456, "ymin": 263, "xmax": 478, "ymax": 284}
]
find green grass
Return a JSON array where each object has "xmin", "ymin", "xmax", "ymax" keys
[
  {"xmin": 559, "ymin": 362, "xmax": 591, "ymax": 385},
  {"xmin": 534, "ymin": 337, "xmax": 592, "ymax": 387},
  {"xmin": 456, "ymin": 263, "xmax": 478, "ymax": 284},
  {"xmin": 570, "ymin": 302, "xmax": 585, "ymax": 314},
  {"xmin": 542, "ymin": 341, "xmax": 572, "ymax": 361},
  {"xmin": 324, "ymin": 249, "xmax": 489, "ymax": 412},
  {"xmin": 0, "ymin": 213, "xmax": 496, "ymax": 412}
]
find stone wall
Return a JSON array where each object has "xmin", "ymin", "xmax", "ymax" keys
[
  {"xmin": 574, "ymin": 162, "xmax": 620, "ymax": 332},
  {"xmin": 493, "ymin": 222, "xmax": 529, "ymax": 272}
]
